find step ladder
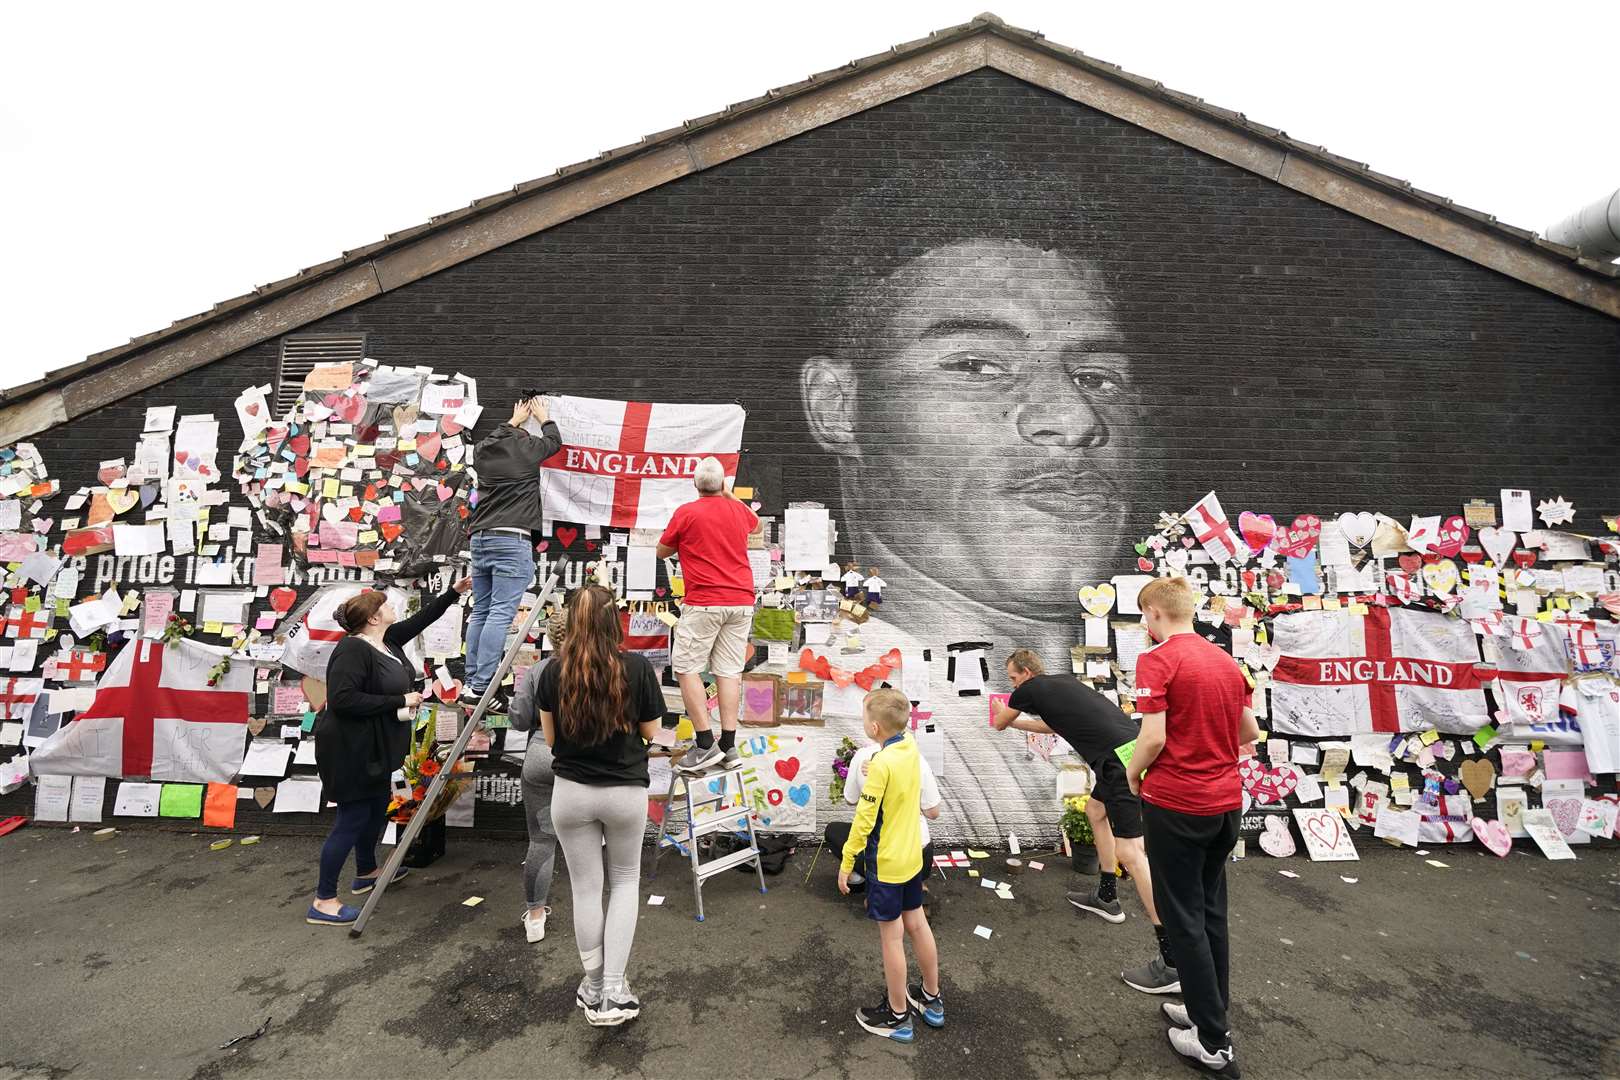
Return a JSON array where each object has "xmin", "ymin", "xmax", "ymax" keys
[{"xmin": 650, "ymin": 764, "xmax": 768, "ymax": 921}]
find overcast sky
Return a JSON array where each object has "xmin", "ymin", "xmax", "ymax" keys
[{"xmin": 4, "ymin": 1, "xmax": 1616, "ymax": 391}]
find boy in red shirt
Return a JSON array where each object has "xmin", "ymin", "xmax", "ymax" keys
[
  {"xmin": 657, "ymin": 457, "xmax": 761, "ymax": 771},
  {"xmin": 1125, "ymin": 576, "xmax": 1258, "ymax": 1078}
]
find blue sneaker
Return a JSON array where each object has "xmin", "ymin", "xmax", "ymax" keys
[
  {"xmin": 306, "ymin": 903, "xmax": 360, "ymax": 926},
  {"xmin": 907, "ymin": 983, "xmax": 945, "ymax": 1027},
  {"xmin": 856, "ymin": 1001, "xmax": 914, "ymax": 1042},
  {"xmin": 350, "ymin": 865, "xmax": 409, "ymax": 895}
]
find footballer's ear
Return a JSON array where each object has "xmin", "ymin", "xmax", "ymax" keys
[{"xmin": 800, "ymin": 356, "xmax": 860, "ymax": 458}]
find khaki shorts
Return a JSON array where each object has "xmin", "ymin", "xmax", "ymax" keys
[{"xmin": 671, "ymin": 605, "xmax": 754, "ymax": 677}]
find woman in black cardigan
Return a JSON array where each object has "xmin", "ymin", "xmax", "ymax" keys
[{"xmin": 308, "ymin": 578, "xmax": 469, "ymax": 926}]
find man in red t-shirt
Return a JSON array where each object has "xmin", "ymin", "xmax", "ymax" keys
[
  {"xmin": 1123, "ymin": 576, "xmax": 1257, "ymax": 1078},
  {"xmin": 657, "ymin": 457, "xmax": 761, "ymax": 771}
]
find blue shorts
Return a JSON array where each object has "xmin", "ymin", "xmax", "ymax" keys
[{"xmin": 865, "ymin": 866, "xmax": 926, "ymax": 922}]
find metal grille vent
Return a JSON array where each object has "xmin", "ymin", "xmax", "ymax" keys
[{"xmin": 275, "ymin": 334, "xmax": 367, "ymax": 414}]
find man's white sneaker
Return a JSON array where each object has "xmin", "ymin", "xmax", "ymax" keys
[
  {"xmin": 522, "ymin": 907, "xmax": 548, "ymax": 943},
  {"xmin": 1162, "ymin": 1001, "xmax": 1191, "ymax": 1028},
  {"xmin": 1167, "ymin": 1025, "xmax": 1240, "ymax": 1077}
]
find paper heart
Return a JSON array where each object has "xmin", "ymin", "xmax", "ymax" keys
[
  {"xmin": 1238, "ymin": 759, "xmax": 1298, "ymax": 804},
  {"xmin": 1238, "ymin": 512, "xmax": 1277, "ymax": 554},
  {"xmin": 1258, "ymin": 816, "xmax": 1296, "ymax": 858},
  {"xmin": 744, "ymin": 686, "xmax": 773, "ymax": 715},
  {"xmin": 321, "ymin": 502, "xmax": 344, "ymax": 524},
  {"xmin": 32, "ymin": 517, "xmax": 53, "ymax": 533},
  {"xmin": 417, "ymin": 433, "xmax": 442, "ymax": 461},
  {"xmin": 1272, "ymin": 515, "xmax": 1322, "ymax": 558},
  {"xmin": 1458, "ymin": 546, "xmax": 1484, "ymax": 564},
  {"xmin": 1077, "ymin": 584, "xmax": 1116, "ymax": 618},
  {"xmin": 1300, "ymin": 809, "xmax": 1347, "ymax": 855},
  {"xmin": 1433, "ymin": 516, "xmax": 1470, "ymax": 558},
  {"xmin": 1478, "ymin": 527, "xmax": 1516, "ymax": 565},
  {"xmin": 788, "ymin": 783, "xmax": 812, "ymax": 807},
  {"xmin": 1133, "ymin": 542, "xmax": 1150, "ymax": 557},
  {"xmin": 1164, "ymin": 548, "xmax": 1189, "ymax": 572},
  {"xmin": 392, "ymin": 406, "xmax": 419, "ymax": 432},
  {"xmin": 1246, "ymin": 643, "xmax": 1281, "ymax": 671},
  {"xmin": 139, "ymin": 485, "xmax": 159, "ymax": 509},
  {"xmin": 106, "ymin": 489, "xmax": 139, "ymax": 516},
  {"xmin": 654, "ymin": 586, "xmax": 666, "ymax": 597},
  {"xmin": 1397, "ymin": 553, "xmax": 1421, "ymax": 574},
  {"xmin": 772, "ymin": 757, "xmax": 801, "ymax": 782},
  {"xmin": 247, "ymin": 717, "xmax": 266, "ymax": 736},
  {"xmin": 379, "ymin": 523, "xmax": 403, "ymax": 543},
  {"xmin": 536, "ymin": 541, "xmax": 548, "ymax": 552},
  {"xmin": 1471, "ymin": 817, "xmax": 1512, "ymax": 857},
  {"xmin": 1137, "ymin": 557, "xmax": 1154, "ymax": 572},
  {"xmin": 1545, "ymin": 796, "xmax": 1581, "ymax": 839},
  {"xmin": 269, "ymin": 587, "xmax": 298, "ymax": 613},
  {"xmin": 1338, "ymin": 512, "xmax": 1377, "ymax": 548},
  {"xmin": 440, "ymin": 415, "xmax": 465, "ymax": 437},
  {"xmin": 1459, "ymin": 758, "xmax": 1496, "ymax": 801},
  {"xmin": 1511, "ymin": 549, "xmax": 1537, "ymax": 569},
  {"xmin": 1421, "ymin": 559, "xmax": 1458, "ymax": 595},
  {"xmin": 253, "ymin": 787, "xmax": 275, "ymax": 809},
  {"xmin": 347, "ymin": 506, "xmax": 365, "ymax": 522},
  {"xmin": 555, "ymin": 526, "xmax": 579, "ymax": 549}
]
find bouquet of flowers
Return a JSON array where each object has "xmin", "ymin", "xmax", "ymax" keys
[
  {"xmin": 1060, "ymin": 795, "xmax": 1095, "ymax": 847},
  {"xmin": 388, "ymin": 713, "xmax": 471, "ymax": 823},
  {"xmin": 829, "ymin": 736, "xmax": 860, "ymax": 802}
]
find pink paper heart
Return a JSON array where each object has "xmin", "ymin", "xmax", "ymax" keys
[
  {"xmin": 1471, "ymin": 817, "xmax": 1511, "ymax": 857},
  {"xmin": 1272, "ymin": 515, "xmax": 1322, "ymax": 558},
  {"xmin": 1238, "ymin": 759, "xmax": 1298, "ymax": 805}
]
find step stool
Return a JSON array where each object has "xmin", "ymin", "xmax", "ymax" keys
[{"xmin": 650, "ymin": 765, "xmax": 768, "ymax": 921}]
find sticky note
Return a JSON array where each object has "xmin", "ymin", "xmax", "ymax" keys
[
  {"xmin": 158, "ymin": 783, "xmax": 204, "ymax": 819},
  {"xmin": 462, "ymin": 896, "xmax": 484, "ymax": 907},
  {"xmin": 203, "ymin": 782, "xmax": 237, "ymax": 828},
  {"xmin": 1473, "ymin": 724, "xmax": 1497, "ymax": 749},
  {"xmin": 974, "ymin": 925, "xmax": 993, "ymax": 939},
  {"xmin": 1419, "ymin": 730, "xmax": 1439, "ymax": 745},
  {"xmin": 967, "ymin": 849, "xmax": 989, "ymax": 859},
  {"xmin": 647, "ymin": 895, "xmax": 665, "ymax": 906}
]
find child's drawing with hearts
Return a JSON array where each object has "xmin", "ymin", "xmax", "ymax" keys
[{"xmin": 1239, "ymin": 759, "xmax": 1298, "ymax": 804}]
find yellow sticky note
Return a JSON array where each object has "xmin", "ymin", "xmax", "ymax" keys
[
  {"xmin": 1322, "ymin": 596, "xmax": 1342, "ymax": 610},
  {"xmin": 967, "ymin": 849, "xmax": 989, "ymax": 859},
  {"xmin": 462, "ymin": 896, "xmax": 484, "ymax": 907},
  {"xmin": 321, "ymin": 479, "xmax": 340, "ymax": 498},
  {"xmin": 203, "ymin": 621, "xmax": 223, "ymax": 634},
  {"xmin": 1391, "ymin": 773, "xmax": 1410, "ymax": 791},
  {"xmin": 1529, "ymin": 739, "xmax": 1545, "ymax": 752},
  {"xmin": 1554, "ymin": 597, "xmax": 1570, "ymax": 610},
  {"xmin": 1419, "ymin": 730, "xmax": 1439, "ymax": 745},
  {"xmin": 774, "ymin": 575, "xmax": 794, "ymax": 591},
  {"xmin": 968, "ymin": 869, "xmax": 980, "ymax": 878},
  {"xmin": 1535, "ymin": 611, "xmax": 1555, "ymax": 623},
  {"xmin": 670, "ymin": 577, "xmax": 685, "ymax": 598},
  {"xmin": 733, "ymin": 486, "xmax": 754, "ymax": 500},
  {"xmin": 1348, "ymin": 603, "xmax": 1370, "ymax": 615},
  {"xmin": 655, "ymin": 610, "xmax": 679, "ymax": 629},
  {"xmin": 357, "ymin": 530, "xmax": 378, "ymax": 545}
]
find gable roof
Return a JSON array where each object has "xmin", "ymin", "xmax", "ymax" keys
[{"xmin": 5, "ymin": 11, "xmax": 1617, "ymax": 444}]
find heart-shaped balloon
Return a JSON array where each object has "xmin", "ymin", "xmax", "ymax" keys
[
  {"xmin": 1337, "ymin": 512, "xmax": 1377, "ymax": 548},
  {"xmin": 1238, "ymin": 512, "xmax": 1277, "ymax": 554}
]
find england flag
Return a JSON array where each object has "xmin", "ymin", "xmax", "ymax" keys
[
  {"xmin": 280, "ymin": 584, "xmax": 417, "ymax": 681},
  {"xmin": 539, "ymin": 396, "xmax": 746, "ymax": 530},
  {"xmin": 30, "ymin": 637, "xmax": 252, "ymax": 783},
  {"xmin": 1270, "ymin": 607, "xmax": 1492, "ymax": 736}
]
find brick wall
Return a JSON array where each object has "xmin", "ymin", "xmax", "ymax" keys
[{"xmin": 16, "ymin": 70, "xmax": 1620, "ymax": 842}]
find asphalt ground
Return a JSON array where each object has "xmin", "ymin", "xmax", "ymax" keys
[{"xmin": 2, "ymin": 827, "xmax": 1617, "ymax": 1079}]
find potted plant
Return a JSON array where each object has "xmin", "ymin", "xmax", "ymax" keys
[
  {"xmin": 389, "ymin": 716, "xmax": 472, "ymax": 868},
  {"xmin": 1061, "ymin": 795, "xmax": 1098, "ymax": 875}
]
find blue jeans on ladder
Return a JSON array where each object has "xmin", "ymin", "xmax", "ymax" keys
[{"xmin": 465, "ymin": 530, "xmax": 535, "ymax": 693}]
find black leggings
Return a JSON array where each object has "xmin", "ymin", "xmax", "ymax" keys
[{"xmin": 317, "ymin": 795, "xmax": 389, "ymax": 900}]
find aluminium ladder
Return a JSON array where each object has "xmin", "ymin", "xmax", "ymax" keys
[{"xmin": 650, "ymin": 763, "xmax": 768, "ymax": 921}]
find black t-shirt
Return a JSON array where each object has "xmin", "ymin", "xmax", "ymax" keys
[
  {"xmin": 1007, "ymin": 674, "xmax": 1139, "ymax": 767},
  {"xmin": 536, "ymin": 651, "xmax": 666, "ymax": 786}
]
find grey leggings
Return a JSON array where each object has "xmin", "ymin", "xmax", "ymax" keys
[
  {"xmin": 521, "ymin": 741, "xmax": 558, "ymax": 911},
  {"xmin": 551, "ymin": 777, "xmax": 647, "ymax": 995}
]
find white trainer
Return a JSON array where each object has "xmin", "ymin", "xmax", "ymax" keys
[{"xmin": 522, "ymin": 906, "xmax": 549, "ymax": 943}]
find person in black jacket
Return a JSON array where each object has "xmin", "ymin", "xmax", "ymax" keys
[
  {"xmin": 308, "ymin": 577, "xmax": 470, "ymax": 926},
  {"xmin": 462, "ymin": 391, "xmax": 562, "ymax": 709}
]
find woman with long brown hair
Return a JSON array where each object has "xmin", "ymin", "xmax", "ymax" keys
[{"xmin": 535, "ymin": 584, "xmax": 666, "ymax": 1025}]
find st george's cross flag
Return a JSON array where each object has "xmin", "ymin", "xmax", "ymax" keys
[
  {"xmin": 280, "ymin": 584, "xmax": 416, "ymax": 681},
  {"xmin": 29, "ymin": 636, "xmax": 252, "ymax": 783},
  {"xmin": 1269, "ymin": 607, "xmax": 1493, "ymax": 736},
  {"xmin": 538, "ymin": 396, "xmax": 746, "ymax": 530}
]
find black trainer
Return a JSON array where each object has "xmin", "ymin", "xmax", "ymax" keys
[
  {"xmin": 906, "ymin": 983, "xmax": 945, "ymax": 1028},
  {"xmin": 855, "ymin": 1000, "xmax": 915, "ymax": 1042}
]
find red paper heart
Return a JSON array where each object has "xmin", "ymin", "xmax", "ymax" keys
[
  {"xmin": 555, "ymin": 526, "xmax": 579, "ymax": 549},
  {"xmin": 1137, "ymin": 557, "xmax": 1154, "ymax": 572},
  {"xmin": 774, "ymin": 758, "xmax": 801, "ymax": 781},
  {"xmin": 293, "ymin": 457, "xmax": 310, "ymax": 478},
  {"xmin": 348, "ymin": 507, "xmax": 364, "ymax": 522},
  {"xmin": 441, "ymin": 416, "xmax": 465, "ymax": 437},
  {"xmin": 536, "ymin": 540, "xmax": 548, "ymax": 552},
  {"xmin": 1511, "ymin": 550, "xmax": 1537, "ymax": 568},
  {"xmin": 1433, "ymin": 516, "xmax": 1469, "ymax": 558},
  {"xmin": 1398, "ymin": 553, "xmax": 1421, "ymax": 574},
  {"xmin": 1238, "ymin": 759, "xmax": 1298, "ymax": 805},
  {"xmin": 1273, "ymin": 515, "xmax": 1322, "ymax": 558},
  {"xmin": 380, "ymin": 523, "xmax": 403, "ymax": 542},
  {"xmin": 269, "ymin": 587, "xmax": 297, "ymax": 613},
  {"xmin": 1459, "ymin": 546, "xmax": 1484, "ymax": 564}
]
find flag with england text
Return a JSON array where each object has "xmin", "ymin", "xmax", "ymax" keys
[
  {"xmin": 1270, "ymin": 607, "xmax": 1492, "ymax": 736},
  {"xmin": 539, "ymin": 396, "xmax": 746, "ymax": 530},
  {"xmin": 29, "ymin": 637, "xmax": 252, "ymax": 783}
]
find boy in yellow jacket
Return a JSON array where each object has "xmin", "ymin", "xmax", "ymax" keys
[{"xmin": 838, "ymin": 688, "xmax": 943, "ymax": 1041}]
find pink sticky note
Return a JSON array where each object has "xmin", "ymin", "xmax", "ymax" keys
[
  {"xmin": 988, "ymin": 693, "xmax": 1011, "ymax": 729},
  {"xmin": 1543, "ymin": 750, "xmax": 1594, "ymax": 784},
  {"xmin": 255, "ymin": 614, "xmax": 277, "ymax": 631},
  {"xmin": 1499, "ymin": 747, "xmax": 1536, "ymax": 778}
]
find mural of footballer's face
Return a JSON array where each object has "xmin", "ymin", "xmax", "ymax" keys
[{"xmin": 802, "ymin": 238, "xmax": 1137, "ymax": 618}]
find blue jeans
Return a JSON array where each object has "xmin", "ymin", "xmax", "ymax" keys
[
  {"xmin": 316, "ymin": 795, "xmax": 389, "ymax": 900},
  {"xmin": 465, "ymin": 531, "xmax": 535, "ymax": 691}
]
